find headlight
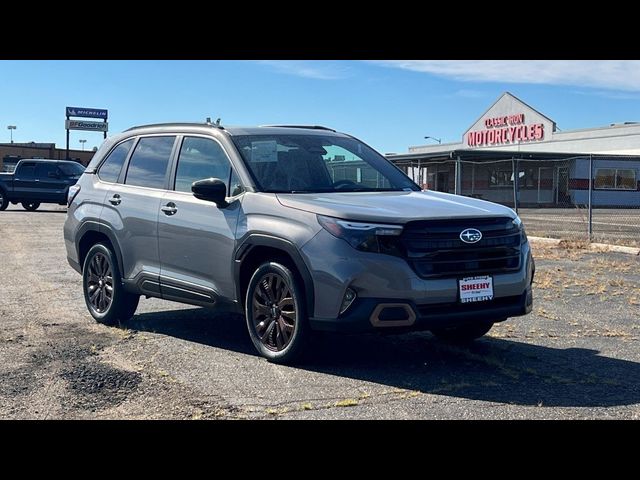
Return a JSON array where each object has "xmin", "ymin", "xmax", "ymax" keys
[
  {"xmin": 317, "ymin": 215, "xmax": 403, "ymax": 254},
  {"xmin": 511, "ymin": 215, "xmax": 527, "ymax": 243},
  {"xmin": 511, "ymin": 215, "xmax": 523, "ymax": 229}
]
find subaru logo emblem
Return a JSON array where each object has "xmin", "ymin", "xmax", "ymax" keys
[{"xmin": 460, "ymin": 228, "xmax": 482, "ymax": 244}]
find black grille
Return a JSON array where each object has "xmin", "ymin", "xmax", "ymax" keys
[{"xmin": 400, "ymin": 217, "xmax": 522, "ymax": 279}]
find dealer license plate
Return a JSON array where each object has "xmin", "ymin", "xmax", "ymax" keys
[{"xmin": 459, "ymin": 275, "xmax": 494, "ymax": 304}]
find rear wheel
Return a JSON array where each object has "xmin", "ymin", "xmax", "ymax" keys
[
  {"xmin": 21, "ymin": 201, "xmax": 40, "ymax": 211},
  {"xmin": 245, "ymin": 262, "xmax": 308, "ymax": 364},
  {"xmin": 82, "ymin": 243, "xmax": 139, "ymax": 326},
  {"xmin": 0, "ymin": 191, "xmax": 8, "ymax": 211},
  {"xmin": 431, "ymin": 321, "xmax": 495, "ymax": 343}
]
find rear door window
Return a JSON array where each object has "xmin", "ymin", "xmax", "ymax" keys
[
  {"xmin": 125, "ymin": 136, "xmax": 175, "ymax": 189},
  {"xmin": 35, "ymin": 162, "xmax": 58, "ymax": 179}
]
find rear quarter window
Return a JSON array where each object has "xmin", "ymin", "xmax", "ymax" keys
[{"xmin": 98, "ymin": 139, "xmax": 135, "ymax": 183}]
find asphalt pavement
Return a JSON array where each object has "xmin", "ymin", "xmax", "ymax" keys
[{"xmin": 1, "ymin": 203, "xmax": 639, "ymax": 419}]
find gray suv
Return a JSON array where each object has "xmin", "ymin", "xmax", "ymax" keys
[{"xmin": 64, "ymin": 123, "xmax": 534, "ymax": 363}]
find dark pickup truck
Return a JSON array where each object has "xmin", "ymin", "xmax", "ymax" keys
[{"xmin": 0, "ymin": 159, "xmax": 85, "ymax": 211}]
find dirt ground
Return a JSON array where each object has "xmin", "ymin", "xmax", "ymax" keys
[{"xmin": 1, "ymin": 204, "xmax": 639, "ymax": 419}]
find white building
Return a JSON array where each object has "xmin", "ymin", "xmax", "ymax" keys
[{"xmin": 387, "ymin": 92, "xmax": 640, "ymax": 208}]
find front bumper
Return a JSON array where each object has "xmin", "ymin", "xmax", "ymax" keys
[
  {"xmin": 301, "ymin": 228, "xmax": 534, "ymax": 333},
  {"xmin": 310, "ymin": 287, "xmax": 533, "ymax": 333}
]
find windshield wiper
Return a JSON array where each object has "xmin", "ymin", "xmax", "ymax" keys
[
  {"xmin": 290, "ymin": 189, "xmax": 334, "ymax": 193},
  {"xmin": 266, "ymin": 188, "xmax": 405, "ymax": 194},
  {"xmin": 266, "ymin": 188, "xmax": 335, "ymax": 194},
  {"xmin": 335, "ymin": 188, "xmax": 403, "ymax": 193}
]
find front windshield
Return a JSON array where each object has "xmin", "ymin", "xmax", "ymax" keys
[
  {"xmin": 59, "ymin": 162, "xmax": 85, "ymax": 176},
  {"xmin": 231, "ymin": 134, "xmax": 420, "ymax": 193}
]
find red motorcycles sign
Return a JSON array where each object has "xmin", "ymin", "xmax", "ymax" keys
[{"xmin": 467, "ymin": 113, "xmax": 544, "ymax": 147}]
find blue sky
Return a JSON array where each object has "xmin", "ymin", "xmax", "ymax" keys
[{"xmin": 1, "ymin": 60, "xmax": 640, "ymax": 153}]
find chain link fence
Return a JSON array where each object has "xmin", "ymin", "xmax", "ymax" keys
[{"xmin": 399, "ymin": 155, "xmax": 640, "ymax": 247}]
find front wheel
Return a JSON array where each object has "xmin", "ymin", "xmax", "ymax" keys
[
  {"xmin": 22, "ymin": 201, "xmax": 40, "ymax": 211},
  {"xmin": 431, "ymin": 321, "xmax": 495, "ymax": 343},
  {"xmin": 82, "ymin": 243, "xmax": 139, "ymax": 326},
  {"xmin": 245, "ymin": 262, "xmax": 308, "ymax": 364}
]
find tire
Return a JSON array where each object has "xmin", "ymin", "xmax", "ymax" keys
[
  {"xmin": 82, "ymin": 243, "xmax": 139, "ymax": 326},
  {"xmin": 431, "ymin": 321, "xmax": 495, "ymax": 343},
  {"xmin": 245, "ymin": 262, "xmax": 308, "ymax": 364},
  {"xmin": 0, "ymin": 190, "xmax": 8, "ymax": 211},
  {"xmin": 21, "ymin": 201, "xmax": 40, "ymax": 211}
]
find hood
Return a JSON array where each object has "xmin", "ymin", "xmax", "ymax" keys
[{"xmin": 276, "ymin": 190, "xmax": 515, "ymax": 224}]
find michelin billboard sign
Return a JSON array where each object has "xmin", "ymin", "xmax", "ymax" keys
[{"xmin": 66, "ymin": 107, "xmax": 108, "ymax": 119}]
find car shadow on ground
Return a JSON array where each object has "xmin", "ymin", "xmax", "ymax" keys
[
  {"xmin": 3, "ymin": 208, "xmax": 67, "ymax": 213},
  {"xmin": 127, "ymin": 307, "xmax": 640, "ymax": 408}
]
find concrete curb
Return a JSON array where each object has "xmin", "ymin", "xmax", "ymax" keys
[
  {"xmin": 589, "ymin": 243, "xmax": 640, "ymax": 256},
  {"xmin": 529, "ymin": 236, "xmax": 640, "ymax": 256}
]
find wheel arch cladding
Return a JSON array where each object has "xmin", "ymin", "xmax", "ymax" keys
[
  {"xmin": 77, "ymin": 222, "xmax": 125, "ymax": 278},
  {"xmin": 235, "ymin": 235, "xmax": 315, "ymax": 317}
]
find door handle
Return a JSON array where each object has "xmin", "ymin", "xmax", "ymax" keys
[
  {"xmin": 109, "ymin": 194, "xmax": 121, "ymax": 206},
  {"xmin": 161, "ymin": 202, "xmax": 177, "ymax": 216}
]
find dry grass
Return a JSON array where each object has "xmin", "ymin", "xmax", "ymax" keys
[
  {"xmin": 558, "ymin": 239, "xmax": 590, "ymax": 250},
  {"xmin": 535, "ymin": 307, "xmax": 560, "ymax": 321},
  {"xmin": 335, "ymin": 398, "xmax": 359, "ymax": 407},
  {"xmin": 533, "ymin": 270, "xmax": 557, "ymax": 289},
  {"xmin": 531, "ymin": 245, "xmax": 585, "ymax": 261}
]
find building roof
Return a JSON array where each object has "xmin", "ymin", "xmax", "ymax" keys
[
  {"xmin": 387, "ymin": 148, "xmax": 640, "ymax": 163},
  {"xmin": 0, "ymin": 142, "xmax": 56, "ymax": 148},
  {"xmin": 462, "ymin": 91, "xmax": 557, "ymax": 137}
]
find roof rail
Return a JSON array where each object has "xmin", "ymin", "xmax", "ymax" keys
[
  {"xmin": 124, "ymin": 122, "xmax": 224, "ymax": 132},
  {"xmin": 260, "ymin": 124, "xmax": 336, "ymax": 132}
]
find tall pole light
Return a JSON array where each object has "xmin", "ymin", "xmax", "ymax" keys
[
  {"xmin": 424, "ymin": 136, "xmax": 441, "ymax": 144},
  {"xmin": 79, "ymin": 139, "xmax": 87, "ymax": 151},
  {"xmin": 7, "ymin": 125, "xmax": 16, "ymax": 143}
]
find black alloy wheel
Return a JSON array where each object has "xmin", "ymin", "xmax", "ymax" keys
[
  {"xmin": 246, "ymin": 262, "xmax": 307, "ymax": 364},
  {"xmin": 86, "ymin": 251, "xmax": 114, "ymax": 314},
  {"xmin": 0, "ymin": 191, "xmax": 8, "ymax": 211},
  {"xmin": 82, "ymin": 243, "xmax": 139, "ymax": 326},
  {"xmin": 252, "ymin": 272, "xmax": 297, "ymax": 352}
]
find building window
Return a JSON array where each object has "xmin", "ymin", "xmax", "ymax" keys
[
  {"xmin": 520, "ymin": 168, "xmax": 536, "ymax": 188},
  {"xmin": 489, "ymin": 170, "xmax": 512, "ymax": 187},
  {"xmin": 489, "ymin": 168, "xmax": 536, "ymax": 188},
  {"xmin": 595, "ymin": 168, "xmax": 637, "ymax": 190}
]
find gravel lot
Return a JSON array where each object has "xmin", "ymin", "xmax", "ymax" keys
[{"xmin": 1, "ymin": 203, "xmax": 639, "ymax": 419}]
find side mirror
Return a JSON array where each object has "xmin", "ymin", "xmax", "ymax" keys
[
  {"xmin": 48, "ymin": 171, "xmax": 60, "ymax": 179},
  {"xmin": 192, "ymin": 178, "xmax": 228, "ymax": 207}
]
